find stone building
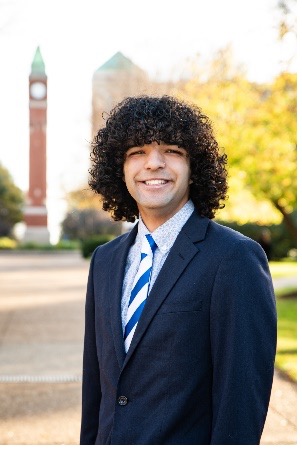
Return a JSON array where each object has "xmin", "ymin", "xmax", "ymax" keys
[{"xmin": 91, "ymin": 51, "xmax": 172, "ymax": 138}]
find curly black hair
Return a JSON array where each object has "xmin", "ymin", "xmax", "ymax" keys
[{"xmin": 89, "ymin": 95, "xmax": 228, "ymax": 222}]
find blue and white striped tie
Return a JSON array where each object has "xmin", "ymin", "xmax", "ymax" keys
[{"xmin": 124, "ymin": 234, "xmax": 157, "ymax": 352}]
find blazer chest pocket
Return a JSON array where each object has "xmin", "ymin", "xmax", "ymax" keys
[{"xmin": 156, "ymin": 291, "xmax": 204, "ymax": 314}]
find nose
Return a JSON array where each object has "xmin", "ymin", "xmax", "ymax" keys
[{"xmin": 144, "ymin": 149, "xmax": 165, "ymax": 170}]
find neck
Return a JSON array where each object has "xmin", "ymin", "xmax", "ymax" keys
[
  {"xmin": 139, "ymin": 208, "xmax": 181, "ymax": 233},
  {"xmin": 138, "ymin": 198, "xmax": 191, "ymax": 232},
  {"xmin": 140, "ymin": 216, "xmax": 167, "ymax": 233}
]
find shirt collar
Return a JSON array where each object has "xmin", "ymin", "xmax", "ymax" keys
[{"xmin": 137, "ymin": 200, "xmax": 195, "ymax": 254}]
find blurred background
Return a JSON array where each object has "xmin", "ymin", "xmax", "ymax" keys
[{"xmin": 0, "ymin": 0, "xmax": 297, "ymax": 444}]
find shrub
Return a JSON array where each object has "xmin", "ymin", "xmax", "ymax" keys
[
  {"xmin": 81, "ymin": 234, "xmax": 115, "ymax": 258},
  {"xmin": 55, "ymin": 240, "xmax": 80, "ymax": 250},
  {"xmin": 61, "ymin": 208, "xmax": 122, "ymax": 240},
  {"xmin": 15, "ymin": 240, "xmax": 80, "ymax": 251},
  {"xmin": 216, "ymin": 219, "xmax": 296, "ymax": 260},
  {"xmin": 17, "ymin": 242, "xmax": 54, "ymax": 250},
  {"xmin": 0, "ymin": 236, "xmax": 17, "ymax": 249}
]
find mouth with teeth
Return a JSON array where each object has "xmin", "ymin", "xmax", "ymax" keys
[{"xmin": 142, "ymin": 179, "xmax": 169, "ymax": 186}]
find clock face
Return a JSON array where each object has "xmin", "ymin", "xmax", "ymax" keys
[{"xmin": 30, "ymin": 82, "xmax": 46, "ymax": 100}]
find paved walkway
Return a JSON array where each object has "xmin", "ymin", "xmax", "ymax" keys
[{"xmin": 0, "ymin": 251, "xmax": 297, "ymax": 444}]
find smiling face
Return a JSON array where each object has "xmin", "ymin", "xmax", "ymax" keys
[{"xmin": 123, "ymin": 142, "xmax": 191, "ymax": 230}]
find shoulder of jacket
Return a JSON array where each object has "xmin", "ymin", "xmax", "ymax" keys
[{"xmin": 208, "ymin": 220, "xmax": 264, "ymax": 255}]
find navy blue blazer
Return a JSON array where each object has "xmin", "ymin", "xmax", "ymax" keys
[{"xmin": 80, "ymin": 211, "xmax": 277, "ymax": 445}]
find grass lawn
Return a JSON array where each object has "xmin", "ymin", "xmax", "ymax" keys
[
  {"xmin": 267, "ymin": 261, "xmax": 297, "ymax": 381},
  {"xmin": 275, "ymin": 288, "xmax": 297, "ymax": 381},
  {"xmin": 269, "ymin": 260, "xmax": 297, "ymax": 278}
]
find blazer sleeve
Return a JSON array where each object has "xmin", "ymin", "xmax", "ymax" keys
[
  {"xmin": 80, "ymin": 250, "xmax": 102, "ymax": 444},
  {"xmin": 210, "ymin": 238, "xmax": 277, "ymax": 445}
]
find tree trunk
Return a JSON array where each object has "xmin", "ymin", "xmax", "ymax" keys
[{"xmin": 272, "ymin": 200, "xmax": 297, "ymax": 245}]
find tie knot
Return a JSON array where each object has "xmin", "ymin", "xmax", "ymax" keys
[
  {"xmin": 145, "ymin": 234, "xmax": 157, "ymax": 253},
  {"xmin": 141, "ymin": 234, "xmax": 157, "ymax": 259}
]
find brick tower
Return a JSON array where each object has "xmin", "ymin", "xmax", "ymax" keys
[{"xmin": 23, "ymin": 47, "xmax": 50, "ymax": 243}]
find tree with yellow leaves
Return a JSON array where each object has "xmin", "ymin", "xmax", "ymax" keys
[{"xmin": 179, "ymin": 49, "xmax": 296, "ymax": 242}]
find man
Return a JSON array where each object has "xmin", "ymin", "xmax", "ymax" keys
[{"xmin": 80, "ymin": 95, "xmax": 277, "ymax": 445}]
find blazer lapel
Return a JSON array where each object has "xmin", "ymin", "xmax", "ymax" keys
[
  {"xmin": 109, "ymin": 224, "xmax": 138, "ymax": 369},
  {"xmin": 123, "ymin": 212, "xmax": 210, "ymax": 367}
]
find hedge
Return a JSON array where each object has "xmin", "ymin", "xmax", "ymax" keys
[{"xmin": 81, "ymin": 234, "xmax": 115, "ymax": 258}]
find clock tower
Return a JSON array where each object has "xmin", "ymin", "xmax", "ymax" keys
[{"xmin": 23, "ymin": 46, "xmax": 50, "ymax": 243}]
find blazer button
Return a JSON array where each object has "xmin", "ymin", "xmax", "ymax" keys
[{"xmin": 118, "ymin": 396, "xmax": 128, "ymax": 406}]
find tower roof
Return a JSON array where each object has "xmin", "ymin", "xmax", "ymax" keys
[
  {"xmin": 96, "ymin": 52, "xmax": 141, "ymax": 72},
  {"xmin": 31, "ymin": 46, "xmax": 46, "ymax": 74}
]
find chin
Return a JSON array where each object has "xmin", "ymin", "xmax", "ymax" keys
[{"xmin": 142, "ymin": 204, "xmax": 166, "ymax": 211}]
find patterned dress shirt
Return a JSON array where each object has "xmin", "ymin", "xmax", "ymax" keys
[{"xmin": 121, "ymin": 200, "xmax": 195, "ymax": 333}]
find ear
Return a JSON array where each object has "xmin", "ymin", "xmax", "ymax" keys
[{"xmin": 189, "ymin": 179, "xmax": 193, "ymax": 185}]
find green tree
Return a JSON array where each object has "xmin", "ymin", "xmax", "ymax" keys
[{"xmin": 0, "ymin": 163, "xmax": 24, "ymax": 236}]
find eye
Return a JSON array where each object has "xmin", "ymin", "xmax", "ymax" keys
[
  {"xmin": 126, "ymin": 150, "xmax": 145, "ymax": 157},
  {"xmin": 165, "ymin": 149, "xmax": 187, "ymax": 156}
]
